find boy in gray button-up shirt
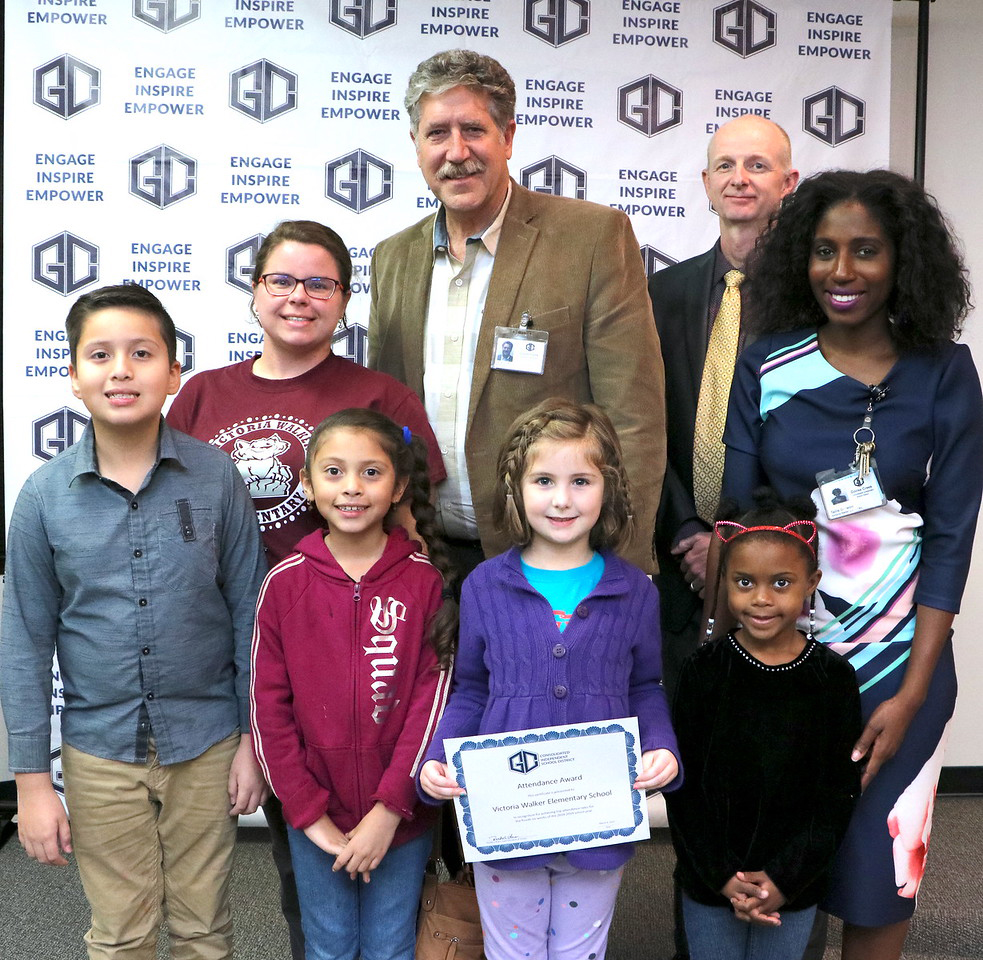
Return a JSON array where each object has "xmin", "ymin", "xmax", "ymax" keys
[{"xmin": 0, "ymin": 285, "xmax": 267, "ymax": 959}]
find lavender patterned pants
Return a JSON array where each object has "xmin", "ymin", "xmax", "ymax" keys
[{"xmin": 473, "ymin": 856, "xmax": 624, "ymax": 960}]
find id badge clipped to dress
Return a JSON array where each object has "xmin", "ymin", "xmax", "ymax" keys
[
  {"xmin": 491, "ymin": 311, "xmax": 548, "ymax": 375},
  {"xmin": 816, "ymin": 390, "xmax": 888, "ymax": 521},
  {"xmin": 817, "ymin": 462, "xmax": 887, "ymax": 521}
]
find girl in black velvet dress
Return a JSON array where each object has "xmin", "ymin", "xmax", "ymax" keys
[{"xmin": 667, "ymin": 492, "xmax": 862, "ymax": 960}]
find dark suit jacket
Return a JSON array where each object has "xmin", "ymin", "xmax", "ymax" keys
[
  {"xmin": 648, "ymin": 246, "xmax": 716, "ymax": 629},
  {"xmin": 368, "ymin": 181, "xmax": 666, "ymax": 571}
]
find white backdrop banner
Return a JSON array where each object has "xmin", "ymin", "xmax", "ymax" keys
[{"xmin": 2, "ymin": 0, "xmax": 892, "ymax": 787}]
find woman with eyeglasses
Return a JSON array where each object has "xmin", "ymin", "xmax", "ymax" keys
[
  {"xmin": 167, "ymin": 219, "xmax": 445, "ymax": 960},
  {"xmin": 169, "ymin": 219, "xmax": 444, "ymax": 565}
]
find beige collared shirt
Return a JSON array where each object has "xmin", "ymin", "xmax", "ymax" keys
[{"xmin": 424, "ymin": 185, "xmax": 512, "ymax": 539}]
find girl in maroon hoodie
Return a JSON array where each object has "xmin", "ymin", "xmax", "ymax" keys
[{"xmin": 250, "ymin": 408, "xmax": 456, "ymax": 960}]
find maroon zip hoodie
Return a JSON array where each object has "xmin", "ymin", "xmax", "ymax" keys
[{"xmin": 250, "ymin": 527, "xmax": 450, "ymax": 844}]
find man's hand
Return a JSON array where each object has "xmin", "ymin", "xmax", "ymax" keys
[
  {"xmin": 672, "ymin": 532, "xmax": 711, "ymax": 596},
  {"xmin": 15, "ymin": 772, "xmax": 72, "ymax": 866}
]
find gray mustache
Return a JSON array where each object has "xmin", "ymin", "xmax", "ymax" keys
[{"xmin": 437, "ymin": 159, "xmax": 486, "ymax": 180}]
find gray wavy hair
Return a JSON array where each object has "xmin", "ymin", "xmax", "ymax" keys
[{"xmin": 405, "ymin": 49, "xmax": 516, "ymax": 134}]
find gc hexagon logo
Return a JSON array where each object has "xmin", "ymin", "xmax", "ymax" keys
[
  {"xmin": 175, "ymin": 327, "xmax": 195, "ymax": 375},
  {"xmin": 524, "ymin": 0, "xmax": 590, "ymax": 48},
  {"xmin": 33, "ymin": 407, "xmax": 90, "ymax": 461},
  {"xmin": 51, "ymin": 749, "xmax": 65, "ymax": 795},
  {"xmin": 34, "ymin": 54, "xmax": 101, "ymax": 119},
  {"xmin": 713, "ymin": 0, "xmax": 777, "ymax": 58},
  {"xmin": 330, "ymin": 0, "xmax": 396, "ymax": 38},
  {"xmin": 332, "ymin": 323, "xmax": 370, "ymax": 366},
  {"xmin": 509, "ymin": 750, "xmax": 540, "ymax": 775},
  {"xmin": 230, "ymin": 60, "xmax": 298, "ymax": 123},
  {"xmin": 33, "ymin": 232, "xmax": 99, "ymax": 297},
  {"xmin": 226, "ymin": 234, "xmax": 265, "ymax": 293},
  {"xmin": 129, "ymin": 144, "xmax": 197, "ymax": 209},
  {"xmin": 803, "ymin": 87, "xmax": 866, "ymax": 146},
  {"xmin": 618, "ymin": 76, "xmax": 683, "ymax": 138},
  {"xmin": 325, "ymin": 149, "xmax": 393, "ymax": 213},
  {"xmin": 639, "ymin": 245, "xmax": 678, "ymax": 278},
  {"xmin": 132, "ymin": 0, "xmax": 201, "ymax": 33},
  {"xmin": 520, "ymin": 156, "xmax": 587, "ymax": 200}
]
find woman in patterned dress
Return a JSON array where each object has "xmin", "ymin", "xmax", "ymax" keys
[{"xmin": 719, "ymin": 170, "xmax": 983, "ymax": 960}]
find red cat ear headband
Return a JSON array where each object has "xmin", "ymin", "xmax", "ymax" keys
[{"xmin": 713, "ymin": 520, "xmax": 818, "ymax": 556}]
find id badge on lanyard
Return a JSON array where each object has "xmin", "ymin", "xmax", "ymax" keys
[
  {"xmin": 491, "ymin": 312, "xmax": 549, "ymax": 375},
  {"xmin": 816, "ymin": 385, "xmax": 890, "ymax": 521}
]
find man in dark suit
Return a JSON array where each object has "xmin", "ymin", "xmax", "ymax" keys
[
  {"xmin": 649, "ymin": 115, "xmax": 798, "ymax": 691},
  {"xmin": 650, "ymin": 115, "xmax": 799, "ymax": 960}
]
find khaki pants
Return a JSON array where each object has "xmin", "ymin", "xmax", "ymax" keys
[{"xmin": 62, "ymin": 734, "xmax": 239, "ymax": 960}]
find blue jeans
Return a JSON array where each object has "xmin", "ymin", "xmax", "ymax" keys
[
  {"xmin": 287, "ymin": 825, "xmax": 431, "ymax": 960},
  {"xmin": 682, "ymin": 893, "xmax": 816, "ymax": 960}
]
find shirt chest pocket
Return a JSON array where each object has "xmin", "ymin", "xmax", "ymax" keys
[{"xmin": 156, "ymin": 505, "xmax": 219, "ymax": 592}]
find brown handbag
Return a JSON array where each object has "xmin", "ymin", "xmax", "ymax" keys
[{"xmin": 415, "ymin": 860, "xmax": 485, "ymax": 960}]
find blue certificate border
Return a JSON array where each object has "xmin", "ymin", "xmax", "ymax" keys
[{"xmin": 449, "ymin": 722, "xmax": 644, "ymax": 857}]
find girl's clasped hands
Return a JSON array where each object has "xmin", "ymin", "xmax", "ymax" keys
[
  {"xmin": 303, "ymin": 803, "xmax": 403, "ymax": 883},
  {"xmin": 724, "ymin": 870, "xmax": 785, "ymax": 927}
]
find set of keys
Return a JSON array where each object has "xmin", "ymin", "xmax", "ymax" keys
[{"xmin": 854, "ymin": 415, "xmax": 875, "ymax": 481}]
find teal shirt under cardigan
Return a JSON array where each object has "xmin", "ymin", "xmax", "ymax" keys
[
  {"xmin": 0, "ymin": 420, "xmax": 266, "ymax": 772},
  {"xmin": 520, "ymin": 553, "xmax": 605, "ymax": 632}
]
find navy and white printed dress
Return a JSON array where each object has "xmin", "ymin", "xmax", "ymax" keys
[{"xmin": 723, "ymin": 329, "xmax": 983, "ymax": 926}]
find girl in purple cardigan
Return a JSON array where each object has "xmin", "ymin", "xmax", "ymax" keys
[{"xmin": 420, "ymin": 399, "xmax": 681, "ymax": 960}]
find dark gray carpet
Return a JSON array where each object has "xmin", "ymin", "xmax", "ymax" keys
[{"xmin": 0, "ymin": 797, "xmax": 980, "ymax": 958}]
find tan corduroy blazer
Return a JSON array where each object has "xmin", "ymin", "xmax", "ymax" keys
[{"xmin": 369, "ymin": 181, "xmax": 666, "ymax": 572}]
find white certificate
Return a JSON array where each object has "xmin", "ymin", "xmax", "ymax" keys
[{"xmin": 443, "ymin": 718, "xmax": 650, "ymax": 862}]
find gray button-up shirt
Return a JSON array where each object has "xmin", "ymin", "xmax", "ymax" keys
[{"xmin": 1, "ymin": 421, "xmax": 266, "ymax": 772}]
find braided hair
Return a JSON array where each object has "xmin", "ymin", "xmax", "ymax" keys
[
  {"xmin": 492, "ymin": 398, "xmax": 634, "ymax": 552},
  {"xmin": 304, "ymin": 409, "xmax": 458, "ymax": 668}
]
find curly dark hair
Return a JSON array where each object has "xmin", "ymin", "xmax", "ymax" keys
[{"xmin": 747, "ymin": 169, "xmax": 971, "ymax": 350}]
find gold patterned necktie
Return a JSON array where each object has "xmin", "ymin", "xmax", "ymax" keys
[{"xmin": 693, "ymin": 269, "xmax": 744, "ymax": 524}]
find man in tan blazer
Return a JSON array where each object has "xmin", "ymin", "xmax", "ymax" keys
[{"xmin": 369, "ymin": 49, "xmax": 665, "ymax": 573}]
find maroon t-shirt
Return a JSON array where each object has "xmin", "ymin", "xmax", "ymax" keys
[{"xmin": 168, "ymin": 353, "xmax": 445, "ymax": 566}]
